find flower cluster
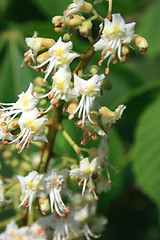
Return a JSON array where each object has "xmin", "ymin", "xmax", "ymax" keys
[
  {"xmin": 0, "ymin": 83, "xmax": 48, "ymax": 153},
  {"xmin": 0, "ymin": 0, "xmax": 148, "ymax": 239}
]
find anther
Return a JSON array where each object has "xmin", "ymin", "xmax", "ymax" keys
[
  {"xmin": 98, "ymin": 60, "xmax": 103, "ymax": 66},
  {"xmin": 39, "ymin": 110, "xmax": 45, "ymax": 115},
  {"xmin": 105, "ymin": 68, "xmax": 110, "ymax": 74},
  {"xmin": 94, "ymin": 195, "xmax": 99, "ymax": 200},
  {"xmin": 20, "ymin": 64, "xmax": 24, "ymax": 69},
  {"xmin": 77, "ymin": 120, "xmax": 82, "ymax": 126},
  {"xmin": 108, "ymin": 180, "xmax": 112, "ymax": 184},
  {"xmin": 4, "ymin": 141, "xmax": 8, "ymax": 145},
  {"xmin": 68, "ymin": 114, "xmax": 74, "ymax": 120}
]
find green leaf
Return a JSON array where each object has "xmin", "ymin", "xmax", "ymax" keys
[
  {"xmin": 132, "ymin": 96, "xmax": 160, "ymax": 208},
  {"xmin": 136, "ymin": 0, "xmax": 160, "ymax": 59},
  {"xmin": 30, "ymin": 0, "xmax": 70, "ymax": 18},
  {"xmin": 0, "ymin": 38, "xmax": 36, "ymax": 102}
]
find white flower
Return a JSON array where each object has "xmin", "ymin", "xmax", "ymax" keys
[
  {"xmin": 0, "ymin": 220, "xmax": 29, "ymax": 240},
  {"xmin": 39, "ymin": 67, "xmax": 72, "ymax": 112},
  {"xmin": 17, "ymin": 171, "xmax": 45, "ymax": 215},
  {"xmin": 32, "ymin": 37, "xmax": 79, "ymax": 83},
  {"xmin": 9, "ymin": 108, "xmax": 48, "ymax": 153},
  {"xmin": 99, "ymin": 104, "xmax": 126, "ymax": 127},
  {"xmin": 38, "ymin": 212, "xmax": 81, "ymax": 240},
  {"xmin": 51, "ymin": 67, "xmax": 71, "ymax": 101},
  {"xmin": 46, "ymin": 169, "xmax": 69, "ymax": 216},
  {"xmin": 25, "ymin": 31, "xmax": 55, "ymax": 64},
  {"xmin": 71, "ymin": 74, "xmax": 105, "ymax": 126},
  {"xmin": 0, "ymin": 83, "xmax": 39, "ymax": 121},
  {"xmin": 0, "ymin": 180, "xmax": 12, "ymax": 208},
  {"xmin": 70, "ymin": 157, "xmax": 99, "ymax": 199},
  {"xmin": 28, "ymin": 222, "xmax": 48, "ymax": 240},
  {"xmin": 94, "ymin": 13, "xmax": 136, "ymax": 71},
  {"xmin": 64, "ymin": 0, "xmax": 84, "ymax": 17}
]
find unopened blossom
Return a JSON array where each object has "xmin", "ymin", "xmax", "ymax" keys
[
  {"xmin": 99, "ymin": 104, "xmax": 126, "ymax": 127},
  {"xmin": 17, "ymin": 171, "xmax": 45, "ymax": 215},
  {"xmin": 45, "ymin": 169, "xmax": 69, "ymax": 216},
  {"xmin": 25, "ymin": 31, "xmax": 55, "ymax": 62},
  {"xmin": 0, "ymin": 83, "xmax": 39, "ymax": 122},
  {"xmin": 9, "ymin": 108, "xmax": 48, "ymax": 153},
  {"xmin": 70, "ymin": 74, "xmax": 105, "ymax": 126},
  {"xmin": 70, "ymin": 157, "xmax": 99, "ymax": 199},
  {"xmin": 32, "ymin": 37, "xmax": 79, "ymax": 83},
  {"xmin": 94, "ymin": 13, "xmax": 136, "ymax": 72},
  {"xmin": 0, "ymin": 220, "xmax": 29, "ymax": 240}
]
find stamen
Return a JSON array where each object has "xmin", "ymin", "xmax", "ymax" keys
[
  {"xmin": 105, "ymin": 68, "xmax": 110, "ymax": 74},
  {"xmin": 16, "ymin": 143, "xmax": 20, "ymax": 149},
  {"xmin": 98, "ymin": 60, "xmax": 103, "ymax": 66},
  {"xmin": 68, "ymin": 114, "xmax": 74, "ymax": 120}
]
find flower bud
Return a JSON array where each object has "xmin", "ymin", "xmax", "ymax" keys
[
  {"xmin": 79, "ymin": 20, "xmax": 92, "ymax": 38},
  {"xmin": 39, "ymin": 198, "xmax": 50, "ymax": 215},
  {"xmin": 34, "ymin": 77, "xmax": 43, "ymax": 86},
  {"xmin": 67, "ymin": 99, "xmax": 79, "ymax": 114},
  {"xmin": 89, "ymin": 65, "xmax": 100, "ymax": 75},
  {"xmin": 80, "ymin": 1, "xmax": 93, "ymax": 13},
  {"xmin": 37, "ymin": 52, "xmax": 50, "ymax": 64},
  {"xmin": 121, "ymin": 44, "xmax": 129, "ymax": 56},
  {"xmin": 7, "ymin": 119, "xmax": 19, "ymax": 132},
  {"xmin": 69, "ymin": 18, "xmax": 83, "ymax": 28},
  {"xmin": 63, "ymin": 33, "xmax": 71, "ymax": 42},
  {"xmin": 132, "ymin": 34, "xmax": 148, "ymax": 53},
  {"xmin": 52, "ymin": 16, "xmax": 62, "ymax": 25},
  {"xmin": 26, "ymin": 37, "xmax": 55, "ymax": 53},
  {"xmin": 54, "ymin": 27, "xmax": 64, "ymax": 33}
]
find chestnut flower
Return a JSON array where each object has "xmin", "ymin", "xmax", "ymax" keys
[{"xmin": 94, "ymin": 13, "xmax": 136, "ymax": 72}]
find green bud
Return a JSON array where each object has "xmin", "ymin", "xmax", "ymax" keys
[
  {"xmin": 121, "ymin": 44, "xmax": 129, "ymax": 56},
  {"xmin": 132, "ymin": 34, "xmax": 148, "ymax": 53},
  {"xmin": 80, "ymin": 1, "xmax": 93, "ymax": 13},
  {"xmin": 37, "ymin": 52, "xmax": 50, "ymax": 64},
  {"xmin": 79, "ymin": 20, "xmax": 92, "ymax": 38},
  {"xmin": 40, "ymin": 99, "xmax": 47, "ymax": 106},
  {"xmin": 69, "ymin": 18, "xmax": 82, "ymax": 28},
  {"xmin": 54, "ymin": 27, "xmax": 63, "ymax": 33},
  {"xmin": 89, "ymin": 65, "xmax": 100, "ymax": 75},
  {"xmin": 7, "ymin": 119, "xmax": 19, "ymax": 131},
  {"xmin": 34, "ymin": 77, "xmax": 43, "ymax": 86},
  {"xmin": 63, "ymin": 33, "xmax": 71, "ymax": 42},
  {"xmin": 52, "ymin": 16, "xmax": 62, "ymax": 25}
]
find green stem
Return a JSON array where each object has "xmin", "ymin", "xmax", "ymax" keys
[
  {"xmin": 58, "ymin": 125, "xmax": 84, "ymax": 160},
  {"xmin": 37, "ymin": 106, "xmax": 62, "ymax": 174},
  {"xmin": 92, "ymin": 9, "xmax": 104, "ymax": 22}
]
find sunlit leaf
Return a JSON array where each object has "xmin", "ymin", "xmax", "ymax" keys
[{"xmin": 132, "ymin": 96, "xmax": 160, "ymax": 208}]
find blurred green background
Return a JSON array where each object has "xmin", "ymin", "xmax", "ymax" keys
[{"xmin": 0, "ymin": 0, "xmax": 160, "ymax": 239}]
